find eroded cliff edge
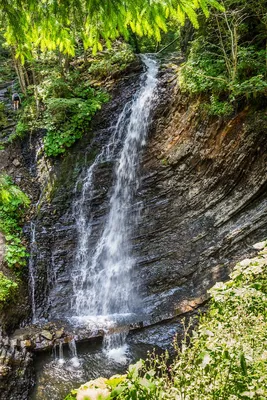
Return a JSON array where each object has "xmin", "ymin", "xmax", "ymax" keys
[{"xmin": 137, "ymin": 68, "xmax": 267, "ymax": 324}]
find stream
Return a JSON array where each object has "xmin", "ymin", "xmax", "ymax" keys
[{"xmin": 31, "ymin": 340, "xmax": 156, "ymax": 400}]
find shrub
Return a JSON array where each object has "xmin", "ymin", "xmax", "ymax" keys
[
  {"xmin": 88, "ymin": 43, "xmax": 135, "ymax": 79},
  {"xmin": 0, "ymin": 101, "xmax": 7, "ymax": 128},
  {"xmin": 0, "ymin": 272, "xmax": 18, "ymax": 305},
  {"xmin": 0, "ymin": 174, "xmax": 30, "ymax": 270},
  {"xmin": 43, "ymin": 90, "xmax": 109, "ymax": 157},
  {"xmin": 203, "ymin": 95, "xmax": 234, "ymax": 117},
  {"xmin": 8, "ymin": 120, "xmax": 29, "ymax": 142}
]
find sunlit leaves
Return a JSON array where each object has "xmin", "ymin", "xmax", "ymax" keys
[{"xmin": 0, "ymin": 0, "xmax": 224, "ymax": 60}]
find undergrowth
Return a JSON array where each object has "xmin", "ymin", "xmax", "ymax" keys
[
  {"xmin": 179, "ymin": 0, "xmax": 267, "ymax": 117},
  {"xmin": 66, "ymin": 241, "xmax": 267, "ymax": 400},
  {"xmin": 0, "ymin": 174, "xmax": 30, "ymax": 272},
  {"xmin": 10, "ymin": 42, "xmax": 137, "ymax": 157},
  {"xmin": 0, "ymin": 272, "xmax": 18, "ymax": 306}
]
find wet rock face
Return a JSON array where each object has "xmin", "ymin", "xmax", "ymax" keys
[
  {"xmin": 25, "ymin": 60, "xmax": 267, "ymax": 327},
  {"xmin": 26, "ymin": 63, "xmax": 144, "ymax": 319},
  {"xmin": 135, "ymin": 74, "xmax": 267, "ymax": 323},
  {"xmin": 0, "ymin": 331, "xmax": 33, "ymax": 400}
]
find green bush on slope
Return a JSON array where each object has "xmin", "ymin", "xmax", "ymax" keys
[
  {"xmin": 66, "ymin": 241, "xmax": 267, "ymax": 400},
  {"xmin": 0, "ymin": 174, "xmax": 30, "ymax": 270},
  {"xmin": 0, "ymin": 272, "xmax": 18, "ymax": 305}
]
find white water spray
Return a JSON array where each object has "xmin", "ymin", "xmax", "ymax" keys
[
  {"xmin": 68, "ymin": 338, "xmax": 80, "ymax": 367},
  {"xmin": 29, "ymin": 222, "xmax": 37, "ymax": 321},
  {"xmin": 71, "ymin": 56, "xmax": 159, "ymax": 354}
]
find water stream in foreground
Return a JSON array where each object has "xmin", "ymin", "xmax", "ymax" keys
[{"xmin": 31, "ymin": 340, "xmax": 156, "ymax": 400}]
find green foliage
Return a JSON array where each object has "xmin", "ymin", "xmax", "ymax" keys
[
  {"xmin": 203, "ymin": 95, "xmax": 234, "ymax": 116},
  {"xmin": 0, "ymin": 174, "xmax": 30, "ymax": 270},
  {"xmin": 67, "ymin": 243, "xmax": 267, "ymax": 400},
  {"xmin": 43, "ymin": 89, "xmax": 109, "ymax": 157},
  {"xmin": 5, "ymin": 235, "xmax": 29, "ymax": 268},
  {"xmin": 8, "ymin": 120, "xmax": 29, "ymax": 142},
  {"xmin": 0, "ymin": 0, "xmax": 224, "ymax": 62},
  {"xmin": 0, "ymin": 102, "xmax": 7, "ymax": 128},
  {"xmin": 88, "ymin": 43, "xmax": 135, "ymax": 79},
  {"xmin": 180, "ymin": 0, "xmax": 267, "ymax": 113},
  {"xmin": 64, "ymin": 394, "xmax": 77, "ymax": 400},
  {"xmin": 0, "ymin": 272, "xmax": 18, "ymax": 305}
]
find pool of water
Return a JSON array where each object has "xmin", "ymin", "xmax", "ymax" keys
[{"xmin": 30, "ymin": 338, "xmax": 157, "ymax": 400}]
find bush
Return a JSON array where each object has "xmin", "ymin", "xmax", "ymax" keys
[
  {"xmin": 0, "ymin": 272, "xmax": 18, "ymax": 305},
  {"xmin": 203, "ymin": 95, "xmax": 234, "ymax": 117},
  {"xmin": 43, "ymin": 90, "xmax": 109, "ymax": 157},
  {"xmin": 0, "ymin": 174, "xmax": 30, "ymax": 270},
  {"xmin": 88, "ymin": 43, "xmax": 135, "ymax": 79},
  {"xmin": 8, "ymin": 120, "xmax": 29, "ymax": 142},
  {"xmin": 0, "ymin": 101, "xmax": 7, "ymax": 128}
]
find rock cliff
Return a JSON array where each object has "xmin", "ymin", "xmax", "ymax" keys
[{"xmin": 0, "ymin": 57, "xmax": 266, "ymax": 397}]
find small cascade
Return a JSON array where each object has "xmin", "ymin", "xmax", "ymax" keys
[
  {"xmin": 103, "ymin": 327, "xmax": 130, "ymax": 364},
  {"xmin": 28, "ymin": 141, "xmax": 48, "ymax": 322},
  {"xmin": 68, "ymin": 338, "xmax": 80, "ymax": 367},
  {"xmin": 53, "ymin": 342, "xmax": 65, "ymax": 365},
  {"xmin": 59, "ymin": 342, "xmax": 64, "ymax": 365},
  {"xmin": 71, "ymin": 55, "xmax": 159, "ymax": 325}
]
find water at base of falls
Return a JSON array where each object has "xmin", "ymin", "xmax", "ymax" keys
[
  {"xmin": 30, "ymin": 340, "xmax": 155, "ymax": 400},
  {"xmin": 69, "ymin": 55, "xmax": 159, "ymax": 354},
  {"xmin": 53, "ymin": 339, "xmax": 80, "ymax": 368}
]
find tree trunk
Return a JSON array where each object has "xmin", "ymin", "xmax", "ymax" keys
[{"xmin": 12, "ymin": 52, "xmax": 27, "ymax": 95}]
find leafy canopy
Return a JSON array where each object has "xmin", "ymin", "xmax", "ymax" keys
[{"xmin": 0, "ymin": 0, "xmax": 224, "ymax": 60}]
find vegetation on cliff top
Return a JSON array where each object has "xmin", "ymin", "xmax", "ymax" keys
[
  {"xmin": 1, "ymin": 0, "xmax": 265, "ymax": 154},
  {"xmin": 179, "ymin": 0, "xmax": 267, "ymax": 116},
  {"xmin": 66, "ymin": 242, "xmax": 267, "ymax": 400},
  {"xmin": 10, "ymin": 42, "xmax": 135, "ymax": 157}
]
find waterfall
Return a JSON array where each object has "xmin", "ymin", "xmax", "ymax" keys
[
  {"xmin": 68, "ymin": 338, "xmax": 80, "ymax": 367},
  {"xmin": 53, "ymin": 342, "xmax": 65, "ymax": 365},
  {"xmin": 29, "ymin": 221, "xmax": 37, "ymax": 322},
  {"xmin": 71, "ymin": 55, "xmax": 159, "ymax": 325},
  {"xmin": 103, "ymin": 327, "xmax": 129, "ymax": 363}
]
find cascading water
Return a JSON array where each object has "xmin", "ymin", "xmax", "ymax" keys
[
  {"xmin": 68, "ymin": 339, "xmax": 80, "ymax": 367},
  {"xmin": 30, "ymin": 57, "xmax": 159, "ymax": 399},
  {"xmin": 69, "ymin": 55, "xmax": 158, "ymax": 357},
  {"xmin": 29, "ymin": 221, "xmax": 37, "ymax": 322}
]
